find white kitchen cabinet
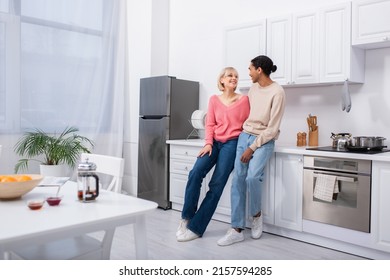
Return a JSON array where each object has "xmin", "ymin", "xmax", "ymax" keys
[
  {"xmin": 319, "ymin": 2, "xmax": 365, "ymax": 83},
  {"xmin": 265, "ymin": 3, "xmax": 364, "ymax": 86},
  {"xmin": 168, "ymin": 142, "xmax": 232, "ymax": 222},
  {"xmin": 371, "ymin": 161, "xmax": 390, "ymax": 253},
  {"xmin": 352, "ymin": 0, "xmax": 390, "ymax": 49},
  {"xmin": 274, "ymin": 153, "xmax": 303, "ymax": 231},
  {"xmin": 260, "ymin": 154, "xmax": 276, "ymax": 225},
  {"xmin": 224, "ymin": 20, "xmax": 266, "ymax": 89},
  {"xmin": 266, "ymin": 15, "xmax": 292, "ymax": 85},
  {"xmin": 292, "ymin": 10, "xmax": 320, "ymax": 85},
  {"xmin": 169, "ymin": 144, "xmax": 202, "ymax": 210},
  {"xmin": 168, "ymin": 141, "xmax": 274, "ymax": 224},
  {"xmin": 211, "ymin": 173, "xmax": 232, "ymax": 223}
]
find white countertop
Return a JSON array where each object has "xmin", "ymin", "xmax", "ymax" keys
[{"xmin": 167, "ymin": 139, "xmax": 390, "ymax": 162}]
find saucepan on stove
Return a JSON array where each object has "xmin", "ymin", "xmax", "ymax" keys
[{"xmin": 349, "ymin": 136, "xmax": 386, "ymax": 149}]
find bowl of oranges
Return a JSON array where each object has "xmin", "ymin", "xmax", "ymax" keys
[{"xmin": 0, "ymin": 174, "xmax": 44, "ymax": 200}]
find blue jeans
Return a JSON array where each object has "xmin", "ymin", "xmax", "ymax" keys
[
  {"xmin": 230, "ymin": 132, "xmax": 275, "ymax": 229},
  {"xmin": 181, "ymin": 139, "xmax": 238, "ymax": 236}
]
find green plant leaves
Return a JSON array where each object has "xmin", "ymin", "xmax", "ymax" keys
[{"xmin": 14, "ymin": 126, "xmax": 94, "ymax": 173}]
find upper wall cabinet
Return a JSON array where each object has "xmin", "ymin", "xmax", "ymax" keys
[
  {"xmin": 266, "ymin": 15, "xmax": 292, "ymax": 85},
  {"xmin": 265, "ymin": 2, "xmax": 364, "ymax": 86},
  {"xmin": 292, "ymin": 10, "xmax": 320, "ymax": 85},
  {"xmin": 352, "ymin": 0, "xmax": 390, "ymax": 49},
  {"xmin": 319, "ymin": 2, "xmax": 365, "ymax": 83},
  {"xmin": 224, "ymin": 20, "xmax": 266, "ymax": 88}
]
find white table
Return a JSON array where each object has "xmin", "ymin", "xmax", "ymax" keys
[{"xmin": 0, "ymin": 181, "xmax": 158, "ymax": 259}]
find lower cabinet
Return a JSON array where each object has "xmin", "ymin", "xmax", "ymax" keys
[
  {"xmin": 169, "ymin": 143, "xmax": 231, "ymax": 222},
  {"xmin": 273, "ymin": 153, "xmax": 303, "ymax": 231},
  {"xmin": 168, "ymin": 142, "xmax": 303, "ymax": 229},
  {"xmin": 169, "ymin": 144, "xmax": 201, "ymax": 211},
  {"xmin": 371, "ymin": 161, "xmax": 390, "ymax": 253}
]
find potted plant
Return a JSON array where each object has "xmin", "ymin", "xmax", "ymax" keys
[{"xmin": 14, "ymin": 126, "xmax": 94, "ymax": 175}]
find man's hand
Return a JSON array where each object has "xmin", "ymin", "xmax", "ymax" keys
[{"xmin": 240, "ymin": 148, "xmax": 254, "ymax": 163}]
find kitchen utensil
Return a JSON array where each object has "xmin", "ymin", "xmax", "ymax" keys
[
  {"xmin": 307, "ymin": 114, "xmax": 318, "ymax": 132},
  {"xmin": 330, "ymin": 133, "xmax": 352, "ymax": 148},
  {"xmin": 348, "ymin": 136, "xmax": 386, "ymax": 149},
  {"xmin": 77, "ymin": 158, "xmax": 99, "ymax": 202},
  {"xmin": 356, "ymin": 136, "xmax": 385, "ymax": 147}
]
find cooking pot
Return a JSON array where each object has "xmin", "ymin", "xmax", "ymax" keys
[
  {"xmin": 330, "ymin": 132, "xmax": 352, "ymax": 149},
  {"xmin": 350, "ymin": 136, "xmax": 386, "ymax": 148}
]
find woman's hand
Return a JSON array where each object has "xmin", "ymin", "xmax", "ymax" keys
[
  {"xmin": 198, "ymin": 144, "xmax": 212, "ymax": 157},
  {"xmin": 240, "ymin": 148, "xmax": 254, "ymax": 163}
]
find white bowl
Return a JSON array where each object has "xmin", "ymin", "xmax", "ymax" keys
[{"xmin": 0, "ymin": 174, "xmax": 44, "ymax": 200}]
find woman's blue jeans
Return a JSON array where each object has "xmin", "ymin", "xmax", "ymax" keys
[
  {"xmin": 230, "ymin": 132, "xmax": 275, "ymax": 229},
  {"xmin": 181, "ymin": 139, "xmax": 238, "ymax": 236}
]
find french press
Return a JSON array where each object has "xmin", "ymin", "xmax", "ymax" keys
[{"xmin": 77, "ymin": 158, "xmax": 99, "ymax": 202}]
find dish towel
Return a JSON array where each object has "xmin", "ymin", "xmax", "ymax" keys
[
  {"xmin": 341, "ymin": 79, "xmax": 351, "ymax": 113},
  {"xmin": 313, "ymin": 174, "xmax": 338, "ymax": 202}
]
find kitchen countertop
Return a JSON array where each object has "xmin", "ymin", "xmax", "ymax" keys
[{"xmin": 167, "ymin": 139, "xmax": 390, "ymax": 162}]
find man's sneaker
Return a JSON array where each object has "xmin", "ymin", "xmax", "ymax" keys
[
  {"xmin": 177, "ymin": 228, "xmax": 199, "ymax": 242},
  {"xmin": 176, "ymin": 219, "xmax": 188, "ymax": 237},
  {"xmin": 251, "ymin": 215, "xmax": 263, "ymax": 239},
  {"xmin": 217, "ymin": 228, "xmax": 244, "ymax": 246}
]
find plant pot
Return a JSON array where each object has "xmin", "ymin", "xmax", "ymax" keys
[{"xmin": 40, "ymin": 164, "xmax": 67, "ymax": 177}]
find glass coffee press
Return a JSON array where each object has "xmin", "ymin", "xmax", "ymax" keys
[{"xmin": 77, "ymin": 158, "xmax": 99, "ymax": 202}]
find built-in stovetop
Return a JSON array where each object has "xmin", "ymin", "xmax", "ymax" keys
[{"xmin": 306, "ymin": 146, "xmax": 390, "ymax": 154}]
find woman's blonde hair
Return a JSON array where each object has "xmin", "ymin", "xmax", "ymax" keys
[{"xmin": 217, "ymin": 67, "xmax": 239, "ymax": 91}]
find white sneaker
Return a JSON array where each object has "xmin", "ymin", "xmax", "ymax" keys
[
  {"xmin": 176, "ymin": 219, "xmax": 188, "ymax": 237},
  {"xmin": 177, "ymin": 229, "xmax": 199, "ymax": 242},
  {"xmin": 251, "ymin": 215, "xmax": 263, "ymax": 239},
  {"xmin": 217, "ymin": 228, "xmax": 244, "ymax": 246}
]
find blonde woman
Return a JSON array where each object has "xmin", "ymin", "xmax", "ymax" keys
[{"xmin": 176, "ymin": 67, "xmax": 250, "ymax": 242}]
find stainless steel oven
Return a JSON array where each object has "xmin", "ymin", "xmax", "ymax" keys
[{"xmin": 303, "ymin": 156, "xmax": 371, "ymax": 233}]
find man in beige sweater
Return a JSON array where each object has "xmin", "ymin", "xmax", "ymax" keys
[{"xmin": 218, "ymin": 55, "xmax": 286, "ymax": 246}]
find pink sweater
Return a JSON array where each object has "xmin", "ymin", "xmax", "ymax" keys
[{"xmin": 204, "ymin": 95, "xmax": 250, "ymax": 145}]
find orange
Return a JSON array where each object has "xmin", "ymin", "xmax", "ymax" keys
[
  {"xmin": 0, "ymin": 176, "xmax": 17, "ymax": 183},
  {"xmin": 15, "ymin": 175, "xmax": 32, "ymax": 182}
]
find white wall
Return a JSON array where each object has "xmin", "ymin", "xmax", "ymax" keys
[
  {"xmin": 123, "ymin": 0, "xmax": 170, "ymax": 196},
  {"xmin": 167, "ymin": 0, "xmax": 390, "ymax": 147},
  {"xmin": 122, "ymin": 0, "xmax": 153, "ymax": 195}
]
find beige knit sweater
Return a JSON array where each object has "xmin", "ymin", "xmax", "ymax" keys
[{"xmin": 243, "ymin": 82, "xmax": 286, "ymax": 151}]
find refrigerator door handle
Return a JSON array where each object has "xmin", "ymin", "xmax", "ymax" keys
[{"xmin": 140, "ymin": 115, "xmax": 167, "ymax": 120}]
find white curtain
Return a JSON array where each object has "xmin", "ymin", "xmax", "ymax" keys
[{"xmin": 0, "ymin": 0, "xmax": 126, "ymax": 172}]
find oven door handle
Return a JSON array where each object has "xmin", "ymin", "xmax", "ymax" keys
[{"xmin": 313, "ymin": 172, "xmax": 357, "ymax": 183}]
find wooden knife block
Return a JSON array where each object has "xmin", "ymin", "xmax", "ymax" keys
[{"xmin": 309, "ymin": 129, "xmax": 318, "ymax": 146}]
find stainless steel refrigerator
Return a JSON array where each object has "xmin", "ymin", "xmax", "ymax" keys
[{"xmin": 137, "ymin": 76, "xmax": 199, "ymax": 209}]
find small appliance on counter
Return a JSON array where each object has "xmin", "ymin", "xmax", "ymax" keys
[{"xmin": 187, "ymin": 109, "xmax": 206, "ymax": 139}]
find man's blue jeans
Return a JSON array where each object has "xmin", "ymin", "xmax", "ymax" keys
[
  {"xmin": 230, "ymin": 132, "xmax": 275, "ymax": 229},
  {"xmin": 181, "ymin": 139, "xmax": 238, "ymax": 236}
]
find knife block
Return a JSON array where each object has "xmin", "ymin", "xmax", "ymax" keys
[{"xmin": 309, "ymin": 129, "xmax": 318, "ymax": 146}]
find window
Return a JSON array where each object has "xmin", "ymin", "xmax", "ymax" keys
[
  {"xmin": 0, "ymin": 12, "xmax": 20, "ymax": 131},
  {"xmin": 0, "ymin": 0, "xmax": 9, "ymax": 13},
  {"xmin": 1, "ymin": 0, "xmax": 117, "ymax": 133}
]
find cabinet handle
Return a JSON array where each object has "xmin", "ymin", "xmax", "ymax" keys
[
  {"xmin": 383, "ymin": 37, "xmax": 389, "ymax": 41},
  {"xmin": 185, "ymin": 152, "xmax": 188, "ymax": 155},
  {"xmin": 184, "ymin": 167, "xmax": 188, "ymax": 171}
]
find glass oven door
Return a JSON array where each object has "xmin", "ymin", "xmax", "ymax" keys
[{"xmin": 303, "ymin": 157, "xmax": 371, "ymax": 233}]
